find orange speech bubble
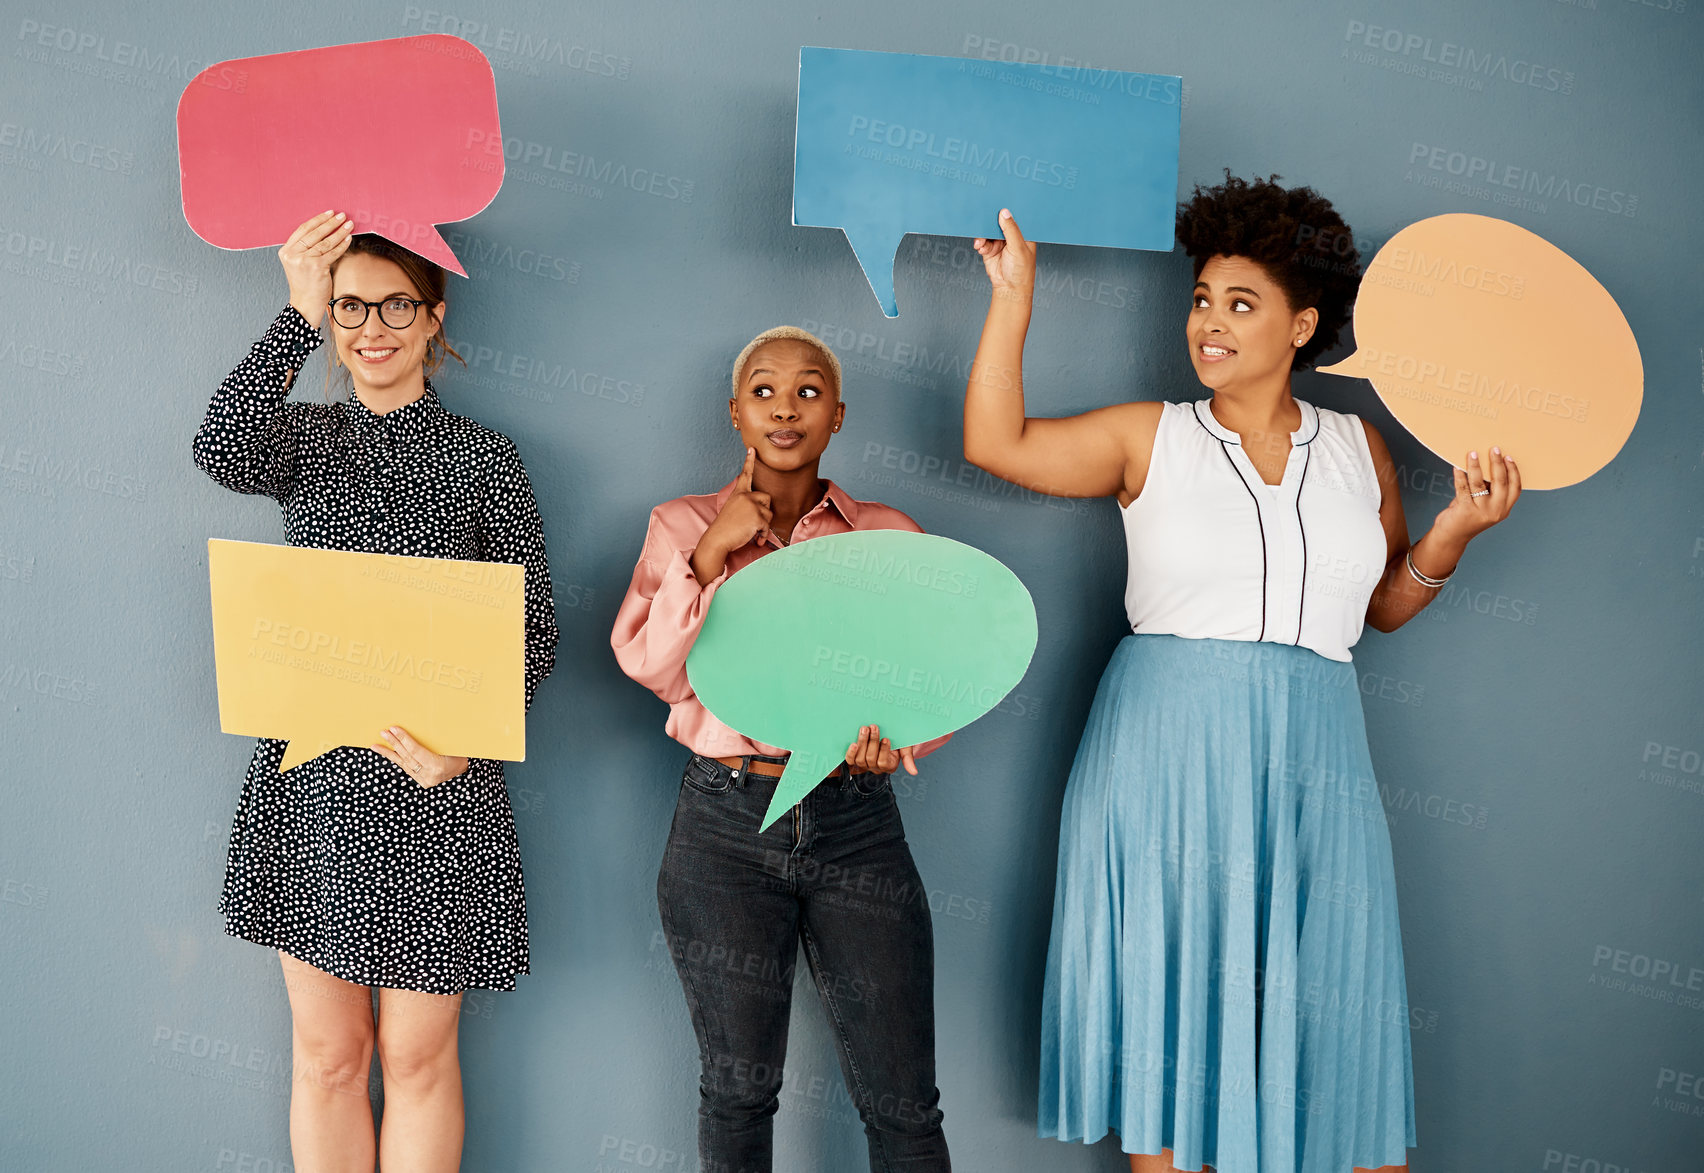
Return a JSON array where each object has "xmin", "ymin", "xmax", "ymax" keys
[{"xmin": 1319, "ymin": 214, "xmax": 1641, "ymax": 489}]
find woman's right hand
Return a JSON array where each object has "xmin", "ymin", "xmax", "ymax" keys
[
  {"xmin": 279, "ymin": 211, "xmax": 355, "ymax": 327},
  {"xmin": 691, "ymin": 448, "xmax": 774, "ymax": 584},
  {"xmin": 845, "ymin": 724, "xmax": 919, "ymax": 777},
  {"xmin": 972, "ymin": 208, "xmax": 1037, "ymax": 304}
]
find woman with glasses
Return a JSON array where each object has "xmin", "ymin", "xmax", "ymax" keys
[{"xmin": 192, "ymin": 211, "xmax": 559, "ymax": 1173}]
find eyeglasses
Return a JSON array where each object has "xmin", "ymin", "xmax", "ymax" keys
[{"xmin": 328, "ymin": 295, "xmax": 428, "ymax": 330}]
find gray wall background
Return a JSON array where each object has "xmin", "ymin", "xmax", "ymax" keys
[{"xmin": 2, "ymin": 1, "xmax": 1701, "ymax": 1169}]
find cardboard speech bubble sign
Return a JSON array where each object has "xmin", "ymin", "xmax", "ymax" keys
[
  {"xmin": 793, "ymin": 46, "xmax": 1181, "ymax": 317},
  {"xmin": 177, "ymin": 35, "xmax": 504, "ymax": 276},
  {"xmin": 207, "ymin": 539, "xmax": 524, "ymax": 771},
  {"xmin": 685, "ymin": 530, "xmax": 1038, "ymax": 831},
  {"xmin": 1319, "ymin": 214, "xmax": 1642, "ymax": 489}
]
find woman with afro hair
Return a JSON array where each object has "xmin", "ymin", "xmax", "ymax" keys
[{"xmin": 962, "ymin": 175, "xmax": 1521, "ymax": 1172}]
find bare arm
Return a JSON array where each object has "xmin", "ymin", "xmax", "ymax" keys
[
  {"xmin": 965, "ymin": 210, "xmax": 1159, "ymax": 502},
  {"xmin": 1363, "ymin": 420, "xmax": 1522, "ymax": 633}
]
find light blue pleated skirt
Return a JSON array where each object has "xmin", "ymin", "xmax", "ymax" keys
[{"xmin": 1039, "ymin": 635, "xmax": 1416, "ymax": 1172}]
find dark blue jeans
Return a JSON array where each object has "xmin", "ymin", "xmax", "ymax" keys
[{"xmin": 655, "ymin": 753, "xmax": 951, "ymax": 1173}]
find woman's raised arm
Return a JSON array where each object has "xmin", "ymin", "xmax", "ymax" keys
[
  {"xmin": 964, "ymin": 210, "xmax": 1157, "ymax": 503},
  {"xmin": 191, "ymin": 213, "xmax": 355, "ymax": 498}
]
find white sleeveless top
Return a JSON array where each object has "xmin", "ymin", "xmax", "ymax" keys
[{"xmin": 1119, "ymin": 398, "xmax": 1387, "ymax": 663}]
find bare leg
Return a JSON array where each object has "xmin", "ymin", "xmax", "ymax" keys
[
  {"xmin": 374, "ymin": 983, "xmax": 464, "ymax": 1172},
  {"xmin": 1126, "ymin": 1155, "xmax": 1404, "ymax": 1172},
  {"xmin": 280, "ymin": 951, "xmax": 375, "ymax": 1173},
  {"xmin": 1129, "ymin": 1150, "xmax": 1205, "ymax": 1172}
]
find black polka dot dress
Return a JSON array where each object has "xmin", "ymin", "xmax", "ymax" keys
[{"xmin": 192, "ymin": 305, "xmax": 559, "ymax": 994}]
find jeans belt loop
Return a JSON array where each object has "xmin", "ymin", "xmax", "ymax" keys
[{"xmin": 733, "ymin": 754, "xmax": 753, "ymax": 788}]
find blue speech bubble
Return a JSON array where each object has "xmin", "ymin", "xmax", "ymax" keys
[{"xmin": 793, "ymin": 47, "xmax": 1181, "ymax": 317}]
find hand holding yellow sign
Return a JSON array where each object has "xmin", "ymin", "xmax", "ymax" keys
[
  {"xmin": 1320, "ymin": 213, "xmax": 1642, "ymax": 490},
  {"xmin": 207, "ymin": 539, "xmax": 525, "ymax": 770}
]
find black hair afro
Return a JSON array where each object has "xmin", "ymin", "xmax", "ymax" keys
[{"xmin": 1175, "ymin": 172, "xmax": 1361, "ymax": 369}]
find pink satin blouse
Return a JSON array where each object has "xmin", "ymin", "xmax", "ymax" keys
[{"xmin": 611, "ymin": 476, "xmax": 952, "ymax": 762}]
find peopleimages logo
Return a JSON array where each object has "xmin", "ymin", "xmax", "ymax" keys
[
  {"xmin": 1344, "ymin": 21, "xmax": 1575, "ymax": 93},
  {"xmin": 958, "ymin": 35, "xmax": 1184, "ymax": 104},
  {"xmin": 0, "ymin": 122, "xmax": 134, "ymax": 174},
  {"xmin": 844, "ymin": 116, "xmax": 1079, "ymax": 189},
  {"xmin": 0, "ymin": 435, "xmax": 146, "ymax": 501},
  {"xmin": 437, "ymin": 228, "xmax": 579, "ymax": 282},
  {"xmin": 1591, "ymin": 944, "xmax": 1704, "ymax": 993},
  {"xmin": 14, "ymin": 18, "xmax": 248, "ymax": 89},
  {"xmin": 800, "ymin": 318, "xmax": 974, "ymax": 388},
  {"xmin": 463, "ymin": 130, "xmax": 695, "ymax": 202},
  {"xmin": 1407, "ymin": 142, "xmax": 1637, "ymax": 217},
  {"xmin": 0, "ymin": 225, "xmax": 201, "ymax": 295},
  {"xmin": 399, "ymin": 8, "xmax": 632, "ymax": 79}
]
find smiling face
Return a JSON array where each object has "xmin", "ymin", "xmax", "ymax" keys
[
  {"xmin": 329, "ymin": 252, "xmax": 446, "ymax": 399},
  {"xmin": 1187, "ymin": 254, "xmax": 1319, "ymax": 391},
  {"xmin": 729, "ymin": 339, "xmax": 845, "ymax": 471}
]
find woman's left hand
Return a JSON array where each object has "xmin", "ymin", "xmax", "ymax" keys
[
  {"xmin": 845, "ymin": 724, "xmax": 919, "ymax": 777},
  {"xmin": 1433, "ymin": 447, "xmax": 1522, "ymax": 544},
  {"xmin": 372, "ymin": 725, "xmax": 469, "ymax": 788}
]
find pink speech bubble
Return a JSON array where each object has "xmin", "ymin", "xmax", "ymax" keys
[{"xmin": 177, "ymin": 35, "xmax": 504, "ymax": 276}]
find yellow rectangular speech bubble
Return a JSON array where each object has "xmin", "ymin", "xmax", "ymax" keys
[{"xmin": 207, "ymin": 538, "xmax": 525, "ymax": 771}]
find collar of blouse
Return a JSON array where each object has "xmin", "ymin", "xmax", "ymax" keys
[
  {"xmin": 713, "ymin": 474, "xmax": 861, "ymax": 529},
  {"xmin": 1190, "ymin": 396, "xmax": 1321, "ymax": 447},
  {"xmin": 342, "ymin": 380, "xmax": 446, "ymax": 447}
]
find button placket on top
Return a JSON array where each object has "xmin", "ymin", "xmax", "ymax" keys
[
  {"xmin": 347, "ymin": 386, "xmax": 443, "ymax": 538},
  {"xmin": 349, "ymin": 414, "xmax": 386, "ymax": 529},
  {"xmin": 1254, "ymin": 443, "xmax": 1310, "ymax": 647},
  {"xmin": 791, "ymin": 495, "xmax": 830, "ymax": 543},
  {"xmin": 1192, "ymin": 399, "xmax": 1320, "ymax": 647}
]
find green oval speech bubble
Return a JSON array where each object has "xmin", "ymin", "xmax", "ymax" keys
[{"xmin": 685, "ymin": 529, "xmax": 1038, "ymax": 831}]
